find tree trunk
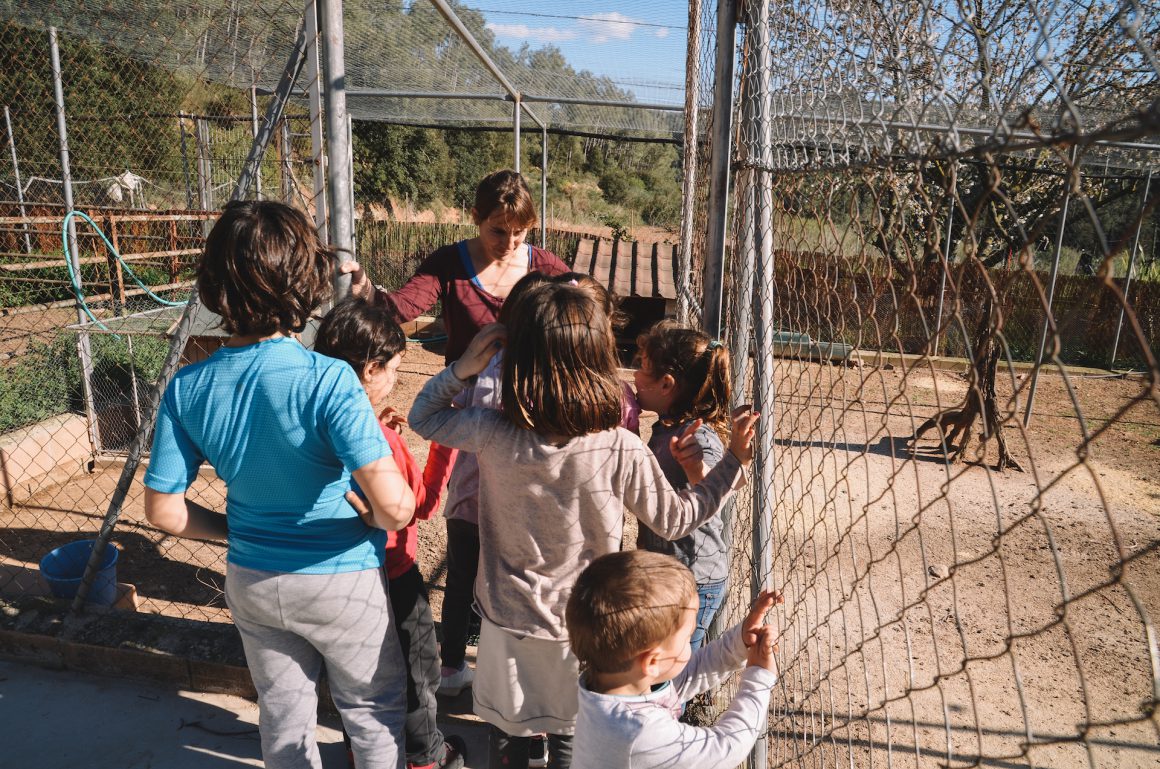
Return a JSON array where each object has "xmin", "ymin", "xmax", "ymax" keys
[{"xmin": 909, "ymin": 293, "xmax": 1024, "ymax": 471}]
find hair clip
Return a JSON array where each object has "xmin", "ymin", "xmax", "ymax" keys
[
  {"xmin": 708, "ymin": 340, "xmax": 724, "ymax": 350},
  {"xmin": 568, "ymin": 279, "xmax": 579, "ymax": 286}
]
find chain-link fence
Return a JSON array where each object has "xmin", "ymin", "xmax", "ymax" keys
[
  {"xmin": 2, "ymin": 2, "xmax": 1158, "ymax": 767},
  {"xmin": 0, "ymin": 5, "xmax": 322, "ymax": 621},
  {"xmin": 713, "ymin": 0, "xmax": 1160, "ymax": 766}
]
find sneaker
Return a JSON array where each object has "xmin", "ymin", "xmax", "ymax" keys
[
  {"xmin": 437, "ymin": 662, "xmax": 474, "ymax": 696},
  {"xmin": 408, "ymin": 734, "xmax": 467, "ymax": 769},
  {"xmin": 528, "ymin": 734, "xmax": 548, "ymax": 768}
]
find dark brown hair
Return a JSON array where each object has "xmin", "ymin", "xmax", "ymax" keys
[
  {"xmin": 501, "ymin": 281, "xmax": 622, "ymax": 437},
  {"xmin": 474, "ymin": 169, "xmax": 537, "ymax": 229},
  {"xmin": 553, "ymin": 272, "xmax": 628, "ymax": 331},
  {"xmin": 566, "ymin": 550, "xmax": 696, "ymax": 675},
  {"xmin": 314, "ymin": 298, "xmax": 406, "ymax": 374},
  {"xmin": 636, "ymin": 320, "xmax": 732, "ymax": 435},
  {"xmin": 198, "ymin": 200, "xmax": 332, "ymax": 336}
]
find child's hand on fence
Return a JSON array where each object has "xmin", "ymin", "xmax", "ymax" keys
[
  {"xmin": 742, "ymin": 588, "xmax": 783, "ymax": 672},
  {"xmin": 453, "ymin": 323, "xmax": 506, "ymax": 380},
  {"xmin": 379, "ymin": 406, "xmax": 407, "ymax": 433},
  {"xmin": 728, "ymin": 405, "xmax": 760, "ymax": 465},
  {"xmin": 338, "ymin": 261, "xmax": 372, "ymax": 301},
  {"xmin": 670, "ymin": 419, "xmax": 708, "ymax": 483},
  {"xmin": 746, "ymin": 625, "xmax": 780, "ymax": 673}
]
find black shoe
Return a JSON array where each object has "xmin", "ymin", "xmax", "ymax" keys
[{"xmin": 528, "ymin": 734, "xmax": 548, "ymax": 768}]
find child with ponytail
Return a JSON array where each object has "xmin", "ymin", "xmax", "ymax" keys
[{"xmin": 633, "ymin": 321, "xmax": 734, "ymax": 651}]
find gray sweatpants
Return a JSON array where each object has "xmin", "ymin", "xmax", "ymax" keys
[{"xmin": 226, "ymin": 562, "xmax": 407, "ymax": 769}]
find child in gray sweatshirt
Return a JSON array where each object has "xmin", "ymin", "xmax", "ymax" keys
[{"xmin": 409, "ymin": 280, "xmax": 758, "ymax": 769}]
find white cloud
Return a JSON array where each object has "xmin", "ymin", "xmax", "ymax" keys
[
  {"xmin": 486, "ymin": 22, "xmax": 578, "ymax": 43},
  {"xmin": 654, "ymin": 28, "xmax": 670, "ymax": 39},
  {"xmin": 577, "ymin": 12, "xmax": 641, "ymax": 44}
]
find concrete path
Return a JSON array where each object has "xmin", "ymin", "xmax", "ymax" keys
[{"xmin": 0, "ymin": 658, "xmax": 489, "ymax": 769}]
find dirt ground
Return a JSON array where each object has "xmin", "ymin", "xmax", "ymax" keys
[
  {"xmin": 726, "ymin": 357, "xmax": 1160, "ymax": 768},
  {"xmin": 2, "ymin": 341, "xmax": 1158, "ymax": 768}
]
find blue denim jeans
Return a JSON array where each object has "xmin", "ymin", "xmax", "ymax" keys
[{"xmin": 691, "ymin": 580, "xmax": 728, "ymax": 652}]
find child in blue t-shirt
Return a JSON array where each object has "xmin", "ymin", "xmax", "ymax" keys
[{"xmin": 143, "ymin": 200, "xmax": 416, "ymax": 769}]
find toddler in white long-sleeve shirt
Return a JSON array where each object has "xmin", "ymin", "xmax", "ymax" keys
[{"xmin": 565, "ymin": 550, "xmax": 783, "ymax": 769}]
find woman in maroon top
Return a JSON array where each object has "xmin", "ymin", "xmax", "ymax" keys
[
  {"xmin": 347, "ymin": 169, "xmax": 569, "ymax": 364},
  {"xmin": 346, "ymin": 170, "xmax": 568, "ymax": 731}
]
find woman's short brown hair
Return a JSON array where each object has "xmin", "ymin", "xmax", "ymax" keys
[
  {"xmin": 473, "ymin": 169, "xmax": 538, "ymax": 230},
  {"xmin": 554, "ymin": 272, "xmax": 628, "ymax": 332},
  {"xmin": 198, "ymin": 200, "xmax": 332, "ymax": 337},
  {"xmin": 501, "ymin": 281, "xmax": 622, "ymax": 437},
  {"xmin": 566, "ymin": 550, "xmax": 697, "ymax": 675}
]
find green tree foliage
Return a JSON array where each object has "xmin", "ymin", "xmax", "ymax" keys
[{"xmin": 0, "ymin": 20, "xmax": 186, "ymax": 182}]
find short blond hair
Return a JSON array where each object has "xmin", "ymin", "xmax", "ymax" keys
[{"xmin": 566, "ymin": 550, "xmax": 697, "ymax": 674}]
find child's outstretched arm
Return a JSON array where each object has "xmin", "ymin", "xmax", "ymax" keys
[
  {"xmin": 414, "ymin": 442, "xmax": 458, "ymax": 520},
  {"xmin": 627, "ymin": 406, "xmax": 758, "ymax": 541},
  {"xmin": 620, "ymin": 589, "xmax": 782, "ymax": 769}
]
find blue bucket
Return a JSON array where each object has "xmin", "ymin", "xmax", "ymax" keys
[{"xmin": 39, "ymin": 540, "xmax": 119, "ymax": 606}]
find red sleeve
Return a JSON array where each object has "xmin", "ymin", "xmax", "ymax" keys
[
  {"xmin": 382, "ymin": 427, "xmax": 421, "ymax": 491},
  {"xmin": 377, "ymin": 247, "xmax": 454, "ymax": 323},
  {"xmin": 416, "ymin": 441, "xmax": 459, "ymax": 520}
]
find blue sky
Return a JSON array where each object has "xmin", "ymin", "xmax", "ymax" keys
[{"xmin": 465, "ymin": 1, "xmax": 689, "ymax": 104}]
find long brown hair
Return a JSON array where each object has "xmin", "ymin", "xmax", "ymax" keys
[
  {"xmin": 198, "ymin": 200, "xmax": 332, "ymax": 336},
  {"xmin": 501, "ymin": 281, "xmax": 622, "ymax": 437},
  {"xmin": 636, "ymin": 320, "xmax": 731, "ymax": 436}
]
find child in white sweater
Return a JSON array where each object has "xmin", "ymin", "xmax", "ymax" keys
[{"xmin": 565, "ymin": 550, "xmax": 782, "ymax": 769}]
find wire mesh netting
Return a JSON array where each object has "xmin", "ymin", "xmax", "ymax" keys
[
  {"xmin": 342, "ymin": 0, "xmax": 688, "ymax": 138},
  {"xmin": 0, "ymin": 4, "xmax": 326, "ymax": 621},
  {"xmin": 0, "ymin": 1, "xmax": 1157, "ymax": 767},
  {"xmin": 714, "ymin": 0, "xmax": 1160, "ymax": 766}
]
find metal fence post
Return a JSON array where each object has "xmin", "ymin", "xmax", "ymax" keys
[
  {"xmin": 747, "ymin": 2, "xmax": 774, "ymax": 766},
  {"xmin": 280, "ymin": 117, "xmax": 293, "ymax": 202},
  {"xmin": 513, "ymin": 97, "xmax": 522, "ymax": 174},
  {"xmin": 702, "ymin": 0, "xmax": 739, "ymax": 339},
  {"xmin": 195, "ymin": 117, "xmax": 213, "ymax": 214},
  {"xmin": 305, "ymin": 0, "xmax": 329, "ymax": 240},
  {"xmin": 177, "ymin": 111, "xmax": 195, "ymax": 209},
  {"xmin": 677, "ymin": 0, "xmax": 703, "ymax": 325},
  {"xmin": 250, "ymin": 83, "xmax": 263, "ymax": 199},
  {"xmin": 540, "ymin": 123, "xmax": 547, "ymax": 245},
  {"xmin": 4, "ymin": 104, "xmax": 32, "ymax": 253},
  {"xmin": 1109, "ymin": 169, "xmax": 1152, "ymax": 368},
  {"xmin": 1024, "ymin": 146, "xmax": 1079, "ymax": 427},
  {"xmin": 935, "ymin": 172, "xmax": 956, "ymax": 357},
  {"xmin": 319, "ymin": 0, "xmax": 355, "ymax": 300},
  {"xmin": 50, "ymin": 26, "xmax": 102, "ymax": 458}
]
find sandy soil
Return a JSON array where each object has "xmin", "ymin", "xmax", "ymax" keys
[
  {"xmin": 2, "ymin": 343, "xmax": 1158, "ymax": 768},
  {"xmin": 718, "ymin": 358, "xmax": 1160, "ymax": 768}
]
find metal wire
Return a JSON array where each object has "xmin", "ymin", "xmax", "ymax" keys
[{"xmin": 716, "ymin": 1, "xmax": 1160, "ymax": 767}]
